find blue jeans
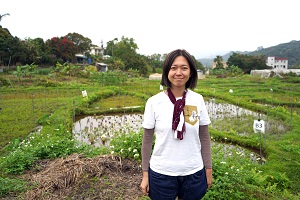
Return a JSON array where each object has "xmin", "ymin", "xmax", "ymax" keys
[{"xmin": 149, "ymin": 167, "xmax": 208, "ymax": 200}]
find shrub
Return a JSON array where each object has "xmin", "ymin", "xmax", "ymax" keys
[
  {"xmin": 0, "ymin": 177, "xmax": 27, "ymax": 197},
  {"xmin": 110, "ymin": 130, "xmax": 144, "ymax": 160}
]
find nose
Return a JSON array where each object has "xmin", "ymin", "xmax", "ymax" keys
[{"xmin": 175, "ymin": 68, "xmax": 183, "ymax": 74}]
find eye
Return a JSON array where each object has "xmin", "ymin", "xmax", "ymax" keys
[
  {"xmin": 182, "ymin": 66, "xmax": 189, "ymax": 70},
  {"xmin": 170, "ymin": 66, "xmax": 177, "ymax": 70}
]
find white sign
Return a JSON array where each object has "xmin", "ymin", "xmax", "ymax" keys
[
  {"xmin": 253, "ymin": 120, "xmax": 265, "ymax": 134},
  {"xmin": 82, "ymin": 90, "xmax": 87, "ymax": 97},
  {"xmin": 160, "ymin": 85, "xmax": 163, "ymax": 91}
]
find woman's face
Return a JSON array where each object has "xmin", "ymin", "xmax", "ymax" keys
[{"xmin": 168, "ymin": 55, "xmax": 191, "ymax": 89}]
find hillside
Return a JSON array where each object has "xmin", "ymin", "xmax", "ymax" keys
[
  {"xmin": 248, "ymin": 40, "xmax": 300, "ymax": 67},
  {"xmin": 199, "ymin": 40, "xmax": 300, "ymax": 68}
]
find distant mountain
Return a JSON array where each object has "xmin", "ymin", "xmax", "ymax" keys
[{"xmin": 198, "ymin": 40, "xmax": 300, "ymax": 68}]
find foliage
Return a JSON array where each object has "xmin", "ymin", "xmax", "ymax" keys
[
  {"xmin": 0, "ymin": 149, "xmax": 36, "ymax": 174},
  {"xmin": 227, "ymin": 52, "xmax": 269, "ymax": 74},
  {"xmin": 12, "ymin": 65, "xmax": 27, "ymax": 82},
  {"xmin": 79, "ymin": 65, "xmax": 98, "ymax": 78},
  {"xmin": 35, "ymin": 67, "xmax": 51, "ymax": 75},
  {"xmin": 0, "ymin": 13, "xmax": 10, "ymax": 22},
  {"xmin": 213, "ymin": 55, "xmax": 224, "ymax": 69},
  {"xmin": 97, "ymin": 71, "xmax": 128, "ymax": 86},
  {"xmin": 0, "ymin": 177, "xmax": 27, "ymax": 197},
  {"xmin": 46, "ymin": 36, "xmax": 78, "ymax": 62},
  {"xmin": 0, "ymin": 27, "xmax": 204, "ymax": 76},
  {"xmin": 144, "ymin": 53, "xmax": 163, "ymax": 71},
  {"xmin": 65, "ymin": 32, "xmax": 92, "ymax": 54},
  {"xmin": 0, "ymin": 76, "xmax": 10, "ymax": 86},
  {"xmin": 203, "ymin": 143, "xmax": 293, "ymax": 200},
  {"xmin": 104, "ymin": 36, "xmax": 148, "ymax": 75},
  {"xmin": 22, "ymin": 38, "xmax": 49, "ymax": 65},
  {"xmin": 210, "ymin": 65, "xmax": 243, "ymax": 77},
  {"xmin": 248, "ymin": 40, "xmax": 300, "ymax": 67},
  {"xmin": 0, "ymin": 28, "xmax": 26, "ymax": 66},
  {"xmin": 110, "ymin": 130, "xmax": 144, "ymax": 160}
]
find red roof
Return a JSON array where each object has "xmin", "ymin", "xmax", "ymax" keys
[{"xmin": 275, "ymin": 57, "xmax": 288, "ymax": 60}]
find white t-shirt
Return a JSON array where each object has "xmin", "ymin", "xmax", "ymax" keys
[{"xmin": 142, "ymin": 89, "xmax": 211, "ymax": 176}]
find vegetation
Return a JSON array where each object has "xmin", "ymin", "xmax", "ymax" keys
[
  {"xmin": 0, "ymin": 24, "xmax": 165, "ymax": 76},
  {"xmin": 200, "ymin": 40, "xmax": 300, "ymax": 68},
  {"xmin": 0, "ymin": 69, "xmax": 299, "ymax": 199},
  {"xmin": 226, "ymin": 53, "xmax": 268, "ymax": 74},
  {"xmin": 248, "ymin": 40, "xmax": 300, "ymax": 67},
  {"xmin": 1, "ymin": 11, "xmax": 299, "ymax": 199}
]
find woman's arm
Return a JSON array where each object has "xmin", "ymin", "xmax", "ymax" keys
[
  {"xmin": 140, "ymin": 128, "xmax": 154, "ymax": 195},
  {"xmin": 199, "ymin": 125, "xmax": 213, "ymax": 188}
]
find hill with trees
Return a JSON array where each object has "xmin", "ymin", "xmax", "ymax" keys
[
  {"xmin": 248, "ymin": 40, "xmax": 300, "ymax": 67},
  {"xmin": 199, "ymin": 40, "xmax": 300, "ymax": 68}
]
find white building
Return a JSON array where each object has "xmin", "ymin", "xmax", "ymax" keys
[
  {"xmin": 90, "ymin": 46, "xmax": 103, "ymax": 56},
  {"xmin": 266, "ymin": 56, "xmax": 288, "ymax": 70}
]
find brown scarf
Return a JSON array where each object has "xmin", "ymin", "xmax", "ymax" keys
[{"xmin": 167, "ymin": 88, "xmax": 187, "ymax": 140}]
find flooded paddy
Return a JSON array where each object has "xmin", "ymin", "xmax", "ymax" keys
[
  {"xmin": 72, "ymin": 102, "xmax": 262, "ymax": 147},
  {"xmin": 73, "ymin": 113, "xmax": 143, "ymax": 147}
]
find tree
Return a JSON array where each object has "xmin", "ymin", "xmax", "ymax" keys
[
  {"xmin": 213, "ymin": 55, "xmax": 224, "ymax": 69},
  {"xmin": 227, "ymin": 52, "xmax": 268, "ymax": 74},
  {"xmin": 0, "ymin": 26, "xmax": 12, "ymax": 65},
  {"xmin": 104, "ymin": 38, "xmax": 118, "ymax": 57},
  {"xmin": 144, "ymin": 54, "xmax": 163, "ymax": 73},
  {"xmin": 105, "ymin": 36, "xmax": 144, "ymax": 72},
  {"xmin": 0, "ymin": 27, "xmax": 27, "ymax": 66},
  {"xmin": 113, "ymin": 59, "xmax": 125, "ymax": 71},
  {"xmin": 21, "ymin": 38, "xmax": 47, "ymax": 65},
  {"xmin": 46, "ymin": 37, "xmax": 78, "ymax": 63},
  {"xmin": 65, "ymin": 32, "xmax": 92, "ymax": 54},
  {"xmin": 192, "ymin": 56, "xmax": 205, "ymax": 72}
]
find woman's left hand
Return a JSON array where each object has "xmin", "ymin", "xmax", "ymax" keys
[{"xmin": 206, "ymin": 168, "xmax": 213, "ymax": 188}]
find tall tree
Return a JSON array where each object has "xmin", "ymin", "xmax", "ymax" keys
[
  {"xmin": 46, "ymin": 37, "xmax": 78, "ymax": 63},
  {"xmin": 0, "ymin": 26, "xmax": 28, "ymax": 66},
  {"xmin": 21, "ymin": 38, "xmax": 47, "ymax": 65},
  {"xmin": 213, "ymin": 55, "xmax": 224, "ymax": 69},
  {"xmin": 105, "ymin": 36, "xmax": 142, "ymax": 70},
  {"xmin": 65, "ymin": 32, "xmax": 92, "ymax": 54}
]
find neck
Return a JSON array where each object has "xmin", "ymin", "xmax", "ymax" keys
[{"xmin": 169, "ymin": 87, "xmax": 186, "ymax": 98}]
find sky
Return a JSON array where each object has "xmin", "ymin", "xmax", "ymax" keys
[{"xmin": 0, "ymin": 0, "xmax": 299, "ymax": 59}]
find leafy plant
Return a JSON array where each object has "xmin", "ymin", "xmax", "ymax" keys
[
  {"xmin": 0, "ymin": 177, "xmax": 27, "ymax": 197},
  {"xmin": 110, "ymin": 130, "xmax": 144, "ymax": 160}
]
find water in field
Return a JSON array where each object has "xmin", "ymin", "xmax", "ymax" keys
[
  {"xmin": 72, "ymin": 102, "xmax": 261, "ymax": 147},
  {"xmin": 72, "ymin": 113, "xmax": 143, "ymax": 147}
]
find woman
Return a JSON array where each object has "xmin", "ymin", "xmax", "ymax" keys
[{"xmin": 140, "ymin": 49, "xmax": 212, "ymax": 200}]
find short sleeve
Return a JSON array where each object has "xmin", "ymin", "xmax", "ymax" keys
[
  {"xmin": 142, "ymin": 97, "xmax": 156, "ymax": 129},
  {"xmin": 199, "ymin": 96, "xmax": 211, "ymax": 126}
]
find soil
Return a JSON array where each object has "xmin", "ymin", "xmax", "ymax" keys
[{"xmin": 15, "ymin": 154, "xmax": 146, "ymax": 200}]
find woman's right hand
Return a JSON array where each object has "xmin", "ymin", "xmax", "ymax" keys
[{"xmin": 140, "ymin": 171, "xmax": 149, "ymax": 195}]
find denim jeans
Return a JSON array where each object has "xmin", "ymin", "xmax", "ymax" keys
[{"xmin": 149, "ymin": 167, "xmax": 208, "ymax": 200}]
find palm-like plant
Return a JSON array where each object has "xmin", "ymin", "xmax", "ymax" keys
[{"xmin": 0, "ymin": 13, "xmax": 10, "ymax": 22}]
